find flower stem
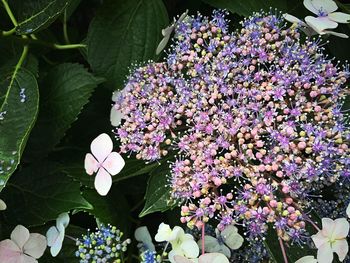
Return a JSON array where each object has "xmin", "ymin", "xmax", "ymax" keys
[
  {"xmin": 159, "ymin": 241, "xmax": 170, "ymax": 262},
  {"xmin": 65, "ymin": 234, "xmax": 77, "ymax": 242},
  {"xmin": 278, "ymin": 237, "xmax": 289, "ymax": 263},
  {"xmin": 307, "ymin": 218, "xmax": 321, "ymax": 232},
  {"xmin": 201, "ymin": 223, "xmax": 205, "ymax": 255},
  {"xmin": 53, "ymin": 43, "xmax": 86, "ymax": 50},
  {"xmin": 1, "ymin": 0, "xmax": 18, "ymax": 26},
  {"xmin": 1, "ymin": 27, "xmax": 15, "ymax": 36},
  {"xmin": 63, "ymin": 9, "xmax": 71, "ymax": 44},
  {"xmin": 303, "ymin": 213, "xmax": 321, "ymax": 232}
]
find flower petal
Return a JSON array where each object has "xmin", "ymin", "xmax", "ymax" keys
[
  {"xmin": 46, "ymin": 225, "xmax": 64, "ymax": 256},
  {"xmin": 134, "ymin": 226, "xmax": 155, "ymax": 251},
  {"xmin": 332, "ymin": 239, "xmax": 348, "ymax": 261},
  {"xmin": 312, "ymin": 231, "xmax": 327, "ymax": 248},
  {"xmin": 84, "ymin": 153, "xmax": 98, "ymax": 175},
  {"xmin": 347, "ymin": 203, "xmax": 350, "ymax": 218},
  {"xmin": 295, "ymin": 256, "xmax": 318, "ymax": 263},
  {"xmin": 11, "ymin": 225, "xmax": 30, "ymax": 249},
  {"xmin": 221, "ymin": 225, "xmax": 244, "ymax": 250},
  {"xmin": 317, "ymin": 242, "xmax": 333, "ymax": 263},
  {"xmin": 0, "ymin": 198, "xmax": 7, "ymax": 210},
  {"xmin": 111, "ymin": 91, "xmax": 120, "ymax": 102},
  {"xmin": 324, "ymin": 30, "xmax": 349, "ymax": 38},
  {"xmin": 23, "ymin": 233, "xmax": 47, "ymax": 259},
  {"xmin": 171, "ymin": 226, "xmax": 185, "ymax": 242},
  {"xmin": 56, "ymin": 212, "xmax": 70, "ymax": 229},
  {"xmin": 156, "ymin": 34, "xmax": 171, "ymax": 55},
  {"xmin": 304, "ymin": 0, "xmax": 320, "ymax": 14},
  {"xmin": 169, "ymin": 249, "xmax": 185, "ymax": 263},
  {"xmin": 332, "ymin": 218, "xmax": 349, "ymax": 239},
  {"xmin": 49, "ymin": 236, "xmax": 64, "ymax": 257},
  {"xmin": 199, "ymin": 253, "xmax": 229, "ymax": 263},
  {"xmin": 321, "ymin": 218, "xmax": 335, "ymax": 237},
  {"xmin": 162, "ymin": 25, "xmax": 175, "ymax": 37},
  {"xmin": 20, "ymin": 254, "xmax": 38, "ymax": 263},
  {"xmin": 198, "ymin": 236, "xmax": 220, "ymax": 254},
  {"xmin": 177, "ymin": 10, "xmax": 188, "ymax": 24},
  {"xmin": 110, "ymin": 106, "xmax": 123, "ymax": 127},
  {"xmin": 90, "ymin": 133, "xmax": 113, "ymax": 163},
  {"xmin": 283, "ymin": 14, "xmax": 307, "ymax": 26},
  {"xmin": 102, "ymin": 152, "xmax": 125, "ymax": 176},
  {"xmin": 173, "ymin": 255, "xmax": 195, "ymax": 263},
  {"xmin": 304, "ymin": 0, "xmax": 337, "ymax": 15},
  {"xmin": 0, "ymin": 239, "xmax": 22, "ymax": 263},
  {"xmin": 46, "ymin": 226, "xmax": 60, "ymax": 247},
  {"xmin": 94, "ymin": 168, "xmax": 112, "ymax": 196},
  {"xmin": 305, "ymin": 16, "xmax": 338, "ymax": 34},
  {"xmin": 181, "ymin": 239, "xmax": 199, "ymax": 259},
  {"xmin": 155, "ymin": 223, "xmax": 173, "ymax": 242},
  {"xmin": 328, "ymin": 12, "xmax": 350, "ymax": 23}
]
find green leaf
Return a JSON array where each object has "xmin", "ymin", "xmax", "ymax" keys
[
  {"xmin": 82, "ymin": 187, "xmax": 131, "ymax": 234},
  {"xmin": 0, "ymin": 162, "xmax": 93, "ymax": 226},
  {"xmin": 15, "ymin": 0, "xmax": 71, "ymax": 35},
  {"xmin": 0, "ymin": 68, "xmax": 39, "ymax": 192},
  {"xmin": 25, "ymin": 63, "xmax": 103, "ymax": 160},
  {"xmin": 139, "ymin": 161, "xmax": 176, "ymax": 217},
  {"xmin": 86, "ymin": 0, "xmax": 169, "ymax": 90},
  {"xmin": 202, "ymin": 0, "xmax": 288, "ymax": 17}
]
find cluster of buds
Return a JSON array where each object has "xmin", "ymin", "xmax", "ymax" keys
[
  {"xmin": 75, "ymin": 224, "xmax": 131, "ymax": 262},
  {"xmin": 113, "ymin": 10, "xmax": 350, "ymax": 242}
]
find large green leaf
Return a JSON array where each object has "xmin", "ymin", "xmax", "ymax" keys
[
  {"xmin": 15, "ymin": 0, "xmax": 71, "ymax": 34},
  {"xmin": 0, "ymin": 68, "xmax": 39, "ymax": 192},
  {"xmin": 86, "ymin": 0, "xmax": 168, "ymax": 90},
  {"xmin": 0, "ymin": 163, "xmax": 93, "ymax": 226},
  {"xmin": 139, "ymin": 161, "xmax": 176, "ymax": 217},
  {"xmin": 25, "ymin": 63, "xmax": 103, "ymax": 160},
  {"xmin": 202, "ymin": 0, "xmax": 288, "ymax": 17}
]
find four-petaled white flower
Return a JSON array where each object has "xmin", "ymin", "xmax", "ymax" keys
[
  {"xmin": 284, "ymin": 0, "xmax": 350, "ymax": 38},
  {"xmin": 304, "ymin": 0, "xmax": 350, "ymax": 35},
  {"xmin": 156, "ymin": 10, "xmax": 188, "ymax": 55},
  {"xmin": 174, "ymin": 252, "xmax": 229, "ymax": 263},
  {"xmin": 0, "ymin": 225, "xmax": 47, "ymax": 263},
  {"xmin": 46, "ymin": 212, "xmax": 70, "ymax": 257},
  {"xmin": 295, "ymin": 255, "xmax": 318, "ymax": 263},
  {"xmin": 198, "ymin": 225, "xmax": 243, "ymax": 258},
  {"xmin": 110, "ymin": 91, "xmax": 124, "ymax": 127},
  {"xmin": 85, "ymin": 133, "xmax": 125, "ymax": 196},
  {"xmin": 155, "ymin": 223, "xmax": 199, "ymax": 263},
  {"xmin": 135, "ymin": 226, "xmax": 155, "ymax": 251},
  {"xmin": 311, "ymin": 218, "xmax": 349, "ymax": 263}
]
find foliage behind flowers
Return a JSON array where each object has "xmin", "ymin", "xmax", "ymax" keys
[{"xmin": 0, "ymin": 0, "xmax": 350, "ymax": 262}]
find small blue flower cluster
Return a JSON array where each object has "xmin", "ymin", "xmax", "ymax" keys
[
  {"xmin": 140, "ymin": 250, "xmax": 157, "ymax": 263},
  {"xmin": 75, "ymin": 224, "xmax": 131, "ymax": 263}
]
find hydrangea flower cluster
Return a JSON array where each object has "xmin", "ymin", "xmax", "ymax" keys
[
  {"xmin": 75, "ymin": 224, "xmax": 131, "ymax": 263},
  {"xmin": 113, "ymin": 10, "xmax": 350, "ymax": 242},
  {"xmin": 140, "ymin": 250, "xmax": 158, "ymax": 263}
]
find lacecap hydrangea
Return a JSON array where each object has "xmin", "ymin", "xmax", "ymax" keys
[{"xmin": 112, "ymin": 10, "xmax": 350, "ymax": 242}]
